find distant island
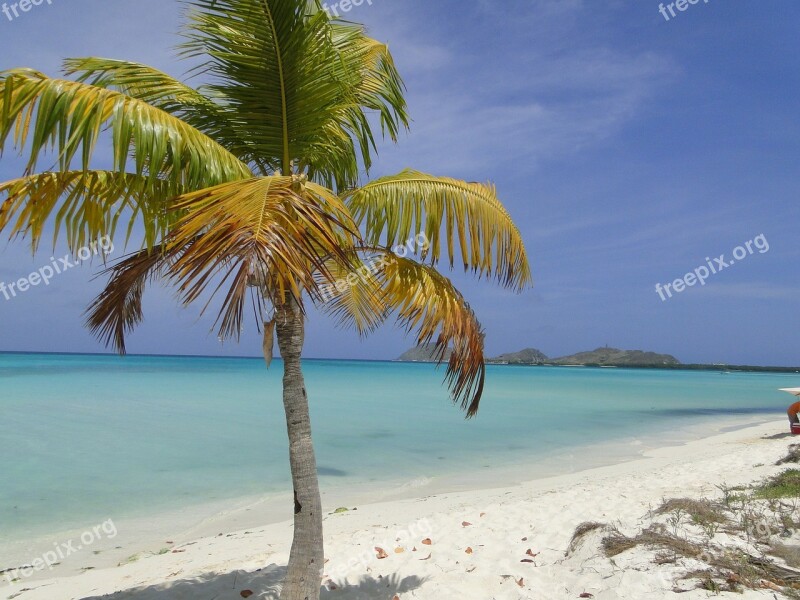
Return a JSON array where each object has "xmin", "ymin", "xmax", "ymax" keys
[
  {"xmin": 552, "ymin": 347, "xmax": 680, "ymax": 366},
  {"xmin": 397, "ymin": 345, "xmax": 677, "ymax": 366},
  {"xmin": 396, "ymin": 345, "xmax": 799, "ymax": 372},
  {"xmin": 488, "ymin": 348, "xmax": 549, "ymax": 365},
  {"xmin": 396, "ymin": 344, "xmax": 453, "ymax": 363}
]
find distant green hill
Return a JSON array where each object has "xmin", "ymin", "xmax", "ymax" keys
[
  {"xmin": 552, "ymin": 347, "xmax": 680, "ymax": 366},
  {"xmin": 488, "ymin": 348, "xmax": 549, "ymax": 365},
  {"xmin": 396, "ymin": 344, "xmax": 798, "ymax": 371},
  {"xmin": 396, "ymin": 344, "xmax": 452, "ymax": 362},
  {"xmin": 397, "ymin": 345, "xmax": 679, "ymax": 367}
]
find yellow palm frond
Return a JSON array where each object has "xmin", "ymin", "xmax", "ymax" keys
[
  {"xmin": 0, "ymin": 69, "xmax": 253, "ymax": 190},
  {"xmin": 345, "ymin": 169, "xmax": 532, "ymax": 291},
  {"xmin": 160, "ymin": 176, "xmax": 358, "ymax": 340},
  {"xmin": 62, "ymin": 58, "xmax": 261, "ymax": 170},
  {"xmin": 315, "ymin": 251, "xmax": 486, "ymax": 416},
  {"xmin": 312, "ymin": 250, "xmax": 390, "ymax": 336},
  {"xmin": 0, "ymin": 170, "xmax": 180, "ymax": 251}
]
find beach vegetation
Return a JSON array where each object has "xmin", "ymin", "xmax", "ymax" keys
[
  {"xmin": 653, "ymin": 498, "xmax": 729, "ymax": 537},
  {"xmin": 597, "ymin": 489, "xmax": 800, "ymax": 597},
  {"xmin": 755, "ymin": 470, "xmax": 800, "ymax": 500}
]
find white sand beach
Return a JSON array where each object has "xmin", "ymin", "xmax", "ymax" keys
[{"xmin": 3, "ymin": 419, "xmax": 800, "ymax": 600}]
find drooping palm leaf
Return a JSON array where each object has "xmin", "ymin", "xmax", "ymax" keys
[
  {"xmin": 345, "ymin": 169, "xmax": 532, "ymax": 290},
  {"xmin": 314, "ymin": 251, "xmax": 486, "ymax": 416},
  {"xmin": 320, "ymin": 16, "xmax": 409, "ymax": 173},
  {"xmin": 62, "ymin": 57, "xmax": 264, "ymax": 172},
  {"xmin": 0, "ymin": 170, "xmax": 180, "ymax": 251},
  {"xmin": 329, "ymin": 23, "xmax": 409, "ymax": 142},
  {"xmin": 160, "ymin": 175, "xmax": 358, "ymax": 340},
  {"xmin": 86, "ymin": 245, "xmax": 170, "ymax": 354},
  {"xmin": 312, "ymin": 250, "xmax": 390, "ymax": 335},
  {"xmin": 0, "ymin": 69, "xmax": 253, "ymax": 189}
]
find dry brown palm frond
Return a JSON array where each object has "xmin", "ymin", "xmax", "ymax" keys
[
  {"xmin": 85, "ymin": 245, "xmax": 171, "ymax": 354},
  {"xmin": 313, "ymin": 251, "xmax": 486, "ymax": 416},
  {"xmin": 160, "ymin": 176, "xmax": 358, "ymax": 341}
]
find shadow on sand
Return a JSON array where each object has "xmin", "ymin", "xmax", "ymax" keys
[
  {"xmin": 763, "ymin": 432, "xmax": 793, "ymax": 440},
  {"xmin": 81, "ymin": 566, "xmax": 425, "ymax": 600}
]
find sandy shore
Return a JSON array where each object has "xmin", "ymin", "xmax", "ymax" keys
[{"xmin": 3, "ymin": 419, "xmax": 799, "ymax": 600}]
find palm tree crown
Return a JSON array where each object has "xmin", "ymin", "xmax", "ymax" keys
[{"xmin": 0, "ymin": 0, "xmax": 531, "ymax": 415}]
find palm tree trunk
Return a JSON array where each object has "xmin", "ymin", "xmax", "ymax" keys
[{"xmin": 274, "ymin": 295, "xmax": 324, "ymax": 600}]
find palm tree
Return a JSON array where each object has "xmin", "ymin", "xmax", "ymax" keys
[{"xmin": 0, "ymin": 1, "xmax": 531, "ymax": 598}]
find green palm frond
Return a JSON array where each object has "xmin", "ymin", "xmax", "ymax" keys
[
  {"xmin": 330, "ymin": 24, "xmax": 409, "ymax": 142},
  {"xmin": 62, "ymin": 57, "xmax": 219, "ymax": 113},
  {"xmin": 0, "ymin": 170, "xmax": 180, "ymax": 251},
  {"xmin": 180, "ymin": 0, "xmax": 407, "ymax": 188},
  {"xmin": 314, "ymin": 251, "xmax": 486, "ymax": 416},
  {"xmin": 62, "ymin": 57, "xmax": 264, "ymax": 172},
  {"xmin": 0, "ymin": 69, "xmax": 253, "ymax": 190},
  {"xmin": 160, "ymin": 175, "xmax": 358, "ymax": 340},
  {"xmin": 346, "ymin": 169, "xmax": 532, "ymax": 290},
  {"xmin": 322, "ymin": 18, "xmax": 409, "ymax": 170}
]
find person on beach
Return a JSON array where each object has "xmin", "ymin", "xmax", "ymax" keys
[{"xmin": 788, "ymin": 401, "xmax": 800, "ymax": 427}]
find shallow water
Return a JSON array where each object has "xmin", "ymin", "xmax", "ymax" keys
[{"xmin": 1, "ymin": 352, "xmax": 796, "ymax": 541}]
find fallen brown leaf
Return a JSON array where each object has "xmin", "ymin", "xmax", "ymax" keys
[
  {"xmin": 240, "ymin": 592, "xmax": 254, "ymax": 599},
  {"xmin": 465, "ymin": 547, "xmax": 473, "ymax": 554},
  {"xmin": 520, "ymin": 559, "xmax": 535, "ymax": 563},
  {"xmin": 462, "ymin": 521, "xmax": 472, "ymax": 527},
  {"xmin": 421, "ymin": 538, "xmax": 432, "ymax": 545},
  {"xmin": 516, "ymin": 577, "xmax": 524, "ymax": 588},
  {"xmin": 525, "ymin": 549, "xmax": 539, "ymax": 557},
  {"xmin": 394, "ymin": 547, "xmax": 405, "ymax": 554},
  {"xmin": 579, "ymin": 594, "xmax": 594, "ymax": 599},
  {"xmin": 419, "ymin": 553, "xmax": 432, "ymax": 561},
  {"xmin": 375, "ymin": 547, "xmax": 389, "ymax": 559}
]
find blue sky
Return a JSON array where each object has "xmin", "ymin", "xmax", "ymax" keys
[{"xmin": 0, "ymin": 0, "xmax": 798, "ymax": 366}]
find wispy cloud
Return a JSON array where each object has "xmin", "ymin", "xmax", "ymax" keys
[{"xmin": 369, "ymin": 2, "xmax": 675, "ymax": 174}]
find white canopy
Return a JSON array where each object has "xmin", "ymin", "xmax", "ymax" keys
[{"xmin": 780, "ymin": 388, "xmax": 800, "ymax": 396}]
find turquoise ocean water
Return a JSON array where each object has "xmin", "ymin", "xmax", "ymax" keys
[{"xmin": 1, "ymin": 352, "xmax": 797, "ymax": 542}]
